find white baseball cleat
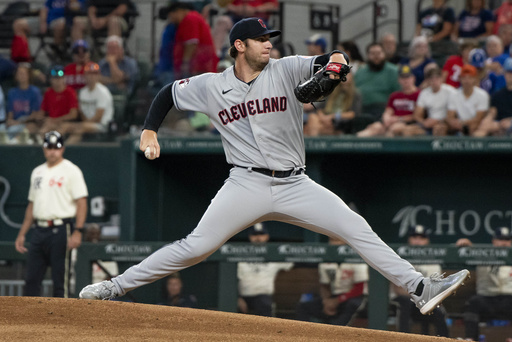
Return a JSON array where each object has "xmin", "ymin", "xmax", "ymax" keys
[
  {"xmin": 411, "ymin": 269, "xmax": 470, "ymax": 315},
  {"xmin": 79, "ymin": 280, "xmax": 119, "ymax": 300}
]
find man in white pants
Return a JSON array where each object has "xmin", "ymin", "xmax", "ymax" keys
[{"xmin": 79, "ymin": 18, "xmax": 469, "ymax": 316}]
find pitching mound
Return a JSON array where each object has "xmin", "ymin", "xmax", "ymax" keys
[{"xmin": 0, "ymin": 297, "xmax": 457, "ymax": 341}]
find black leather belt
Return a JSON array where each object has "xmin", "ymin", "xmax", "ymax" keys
[{"xmin": 234, "ymin": 165, "xmax": 305, "ymax": 178}]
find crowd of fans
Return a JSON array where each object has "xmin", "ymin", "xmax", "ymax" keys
[{"xmin": 1, "ymin": 0, "xmax": 512, "ymax": 145}]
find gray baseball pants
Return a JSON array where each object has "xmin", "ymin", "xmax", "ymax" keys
[{"xmin": 112, "ymin": 167, "xmax": 423, "ymax": 295}]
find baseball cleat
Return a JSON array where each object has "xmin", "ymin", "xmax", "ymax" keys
[
  {"xmin": 411, "ymin": 269, "xmax": 470, "ymax": 315},
  {"xmin": 79, "ymin": 280, "xmax": 119, "ymax": 300}
]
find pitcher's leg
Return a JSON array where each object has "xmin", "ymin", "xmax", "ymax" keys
[
  {"xmin": 113, "ymin": 170, "xmax": 272, "ymax": 295},
  {"xmin": 274, "ymin": 176, "xmax": 423, "ymax": 293}
]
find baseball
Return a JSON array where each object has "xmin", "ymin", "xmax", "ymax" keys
[{"xmin": 144, "ymin": 146, "xmax": 154, "ymax": 160}]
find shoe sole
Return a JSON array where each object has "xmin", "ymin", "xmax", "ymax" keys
[{"xmin": 420, "ymin": 269, "xmax": 470, "ymax": 315}]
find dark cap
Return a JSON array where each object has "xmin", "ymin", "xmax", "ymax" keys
[
  {"xmin": 248, "ymin": 223, "xmax": 268, "ymax": 236},
  {"xmin": 50, "ymin": 65, "xmax": 65, "ymax": 78},
  {"xmin": 43, "ymin": 131, "xmax": 64, "ymax": 149},
  {"xmin": 408, "ymin": 225, "xmax": 429, "ymax": 238},
  {"xmin": 398, "ymin": 64, "xmax": 413, "ymax": 78},
  {"xmin": 229, "ymin": 18, "xmax": 280, "ymax": 46},
  {"xmin": 469, "ymin": 48, "xmax": 486, "ymax": 69},
  {"xmin": 494, "ymin": 227, "xmax": 511, "ymax": 240},
  {"xmin": 305, "ymin": 34, "xmax": 327, "ymax": 52},
  {"xmin": 72, "ymin": 39, "xmax": 89, "ymax": 53}
]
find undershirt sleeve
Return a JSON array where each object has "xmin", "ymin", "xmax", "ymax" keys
[{"xmin": 143, "ymin": 82, "xmax": 174, "ymax": 132}]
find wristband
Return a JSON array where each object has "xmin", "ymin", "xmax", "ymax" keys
[{"xmin": 75, "ymin": 227, "xmax": 85, "ymax": 233}]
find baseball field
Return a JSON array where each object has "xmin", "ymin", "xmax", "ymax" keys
[{"xmin": 0, "ymin": 296, "xmax": 458, "ymax": 341}]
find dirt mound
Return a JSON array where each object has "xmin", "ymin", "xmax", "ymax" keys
[{"xmin": 0, "ymin": 297, "xmax": 457, "ymax": 341}]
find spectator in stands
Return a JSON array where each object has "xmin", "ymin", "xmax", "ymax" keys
[
  {"xmin": 442, "ymin": 39, "xmax": 478, "ymax": 88},
  {"xmin": 296, "ymin": 237, "xmax": 368, "ymax": 326},
  {"xmin": 398, "ymin": 36, "xmax": 437, "ymax": 88},
  {"xmin": 354, "ymin": 42, "xmax": 400, "ymax": 120},
  {"xmin": 302, "ymin": 35, "xmax": 329, "ymax": 136},
  {"xmin": 457, "ymin": 227, "xmax": 512, "ymax": 341},
  {"xmin": 64, "ymin": 39, "xmax": 91, "ymax": 92},
  {"xmin": 238, "ymin": 223, "xmax": 293, "ymax": 317},
  {"xmin": 60, "ymin": 62, "xmax": 113, "ymax": 144},
  {"xmin": 5, "ymin": 63, "xmax": 42, "ymax": 142},
  {"xmin": 469, "ymin": 47, "xmax": 506, "ymax": 94},
  {"xmin": 270, "ymin": 47, "xmax": 281, "ymax": 59},
  {"xmin": 226, "ymin": 0, "xmax": 278, "ymax": 26},
  {"xmin": 11, "ymin": 0, "xmax": 87, "ymax": 63},
  {"xmin": 484, "ymin": 35, "xmax": 507, "ymax": 74},
  {"xmin": 446, "ymin": 64, "xmax": 489, "ymax": 136},
  {"xmin": 0, "ymin": 54, "xmax": 17, "ymax": 81},
  {"xmin": 39, "ymin": 65, "xmax": 79, "ymax": 134},
  {"xmin": 305, "ymin": 34, "xmax": 327, "ymax": 56},
  {"xmin": 497, "ymin": 23, "xmax": 512, "ymax": 52},
  {"xmin": 168, "ymin": 2, "xmax": 219, "ymax": 79},
  {"xmin": 493, "ymin": 0, "xmax": 512, "ymax": 35},
  {"xmin": 403, "ymin": 66, "xmax": 456, "ymax": 136},
  {"xmin": 153, "ymin": 5, "xmax": 177, "ymax": 89},
  {"xmin": 452, "ymin": 0, "xmax": 494, "ymax": 41},
  {"xmin": 87, "ymin": 0, "xmax": 131, "ymax": 38},
  {"xmin": 337, "ymin": 40, "xmax": 365, "ymax": 74},
  {"xmin": 391, "ymin": 225, "xmax": 449, "ymax": 337},
  {"xmin": 99, "ymin": 35, "xmax": 139, "ymax": 95},
  {"xmin": 158, "ymin": 273, "xmax": 198, "ymax": 308},
  {"xmin": 357, "ymin": 65, "xmax": 420, "ymax": 137},
  {"xmin": 474, "ymin": 57, "xmax": 512, "ymax": 136},
  {"xmin": 305, "ymin": 73, "xmax": 362, "ymax": 136},
  {"xmin": 416, "ymin": 0, "xmax": 456, "ymax": 42},
  {"xmin": 211, "ymin": 14, "xmax": 234, "ymax": 59},
  {"xmin": 379, "ymin": 32, "xmax": 401, "ymax": 64}
]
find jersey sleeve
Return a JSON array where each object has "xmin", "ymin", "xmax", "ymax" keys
[
  {"xmin": 275, "ymin": 55, "xmax": 316, "ymax": 86},
  {"xmin": 27, "ymin": 169, "xmax": 36, "ymax": 202},
  {"xmin": 172, "ymin": 73, "xmax": 214, "ymax": 114},
  {"xmin": 69, "ymin": 165, "xmax": 88, "ymax": 200}
]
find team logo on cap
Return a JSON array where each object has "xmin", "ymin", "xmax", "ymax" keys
[{"xmin": 258, "ymin": 19, "xmax": 266, "ymax": 28}]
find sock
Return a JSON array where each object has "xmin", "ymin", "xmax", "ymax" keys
[{"xmin": 414, "ymin": 281, "xmax": 424, "ymax": 296}]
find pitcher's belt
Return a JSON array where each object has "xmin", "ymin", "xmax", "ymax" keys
[{"xmin": 233, "ymin": 165, "xmax": 305, "ymax": 178}]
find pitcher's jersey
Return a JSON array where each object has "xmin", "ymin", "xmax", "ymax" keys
[{"xmin": 172, "ymin": 56, "xmax": 317, "ymax": 170}]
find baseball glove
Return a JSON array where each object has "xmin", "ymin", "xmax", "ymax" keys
[{"xmin": 294, "ymin": 62, "xmax": 351, "ymax": 103}]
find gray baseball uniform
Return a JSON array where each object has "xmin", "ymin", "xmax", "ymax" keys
[{"xmin": 110, "ymin": 54, "xmax": 424, "ymax": 297}]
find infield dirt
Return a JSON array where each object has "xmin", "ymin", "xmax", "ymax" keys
[{"xmin": 0, "ymin": 297, "xmax": 459, "ymax": 341}]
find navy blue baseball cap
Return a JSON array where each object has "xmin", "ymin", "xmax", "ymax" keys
[
  {"xmin": 494, "ymin": 227, "xmax": 511, "ymax": 240},
  {"xmin": 248, "ymin": 223, "xmax": 268, "ymax": 235},
  {"xmin": 408, "ymin": 225, "xmax": 429, "ymax": 238},
  {"xmin": 229, "ymin": 18, "xmax": 280, "ymax": 46}
]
